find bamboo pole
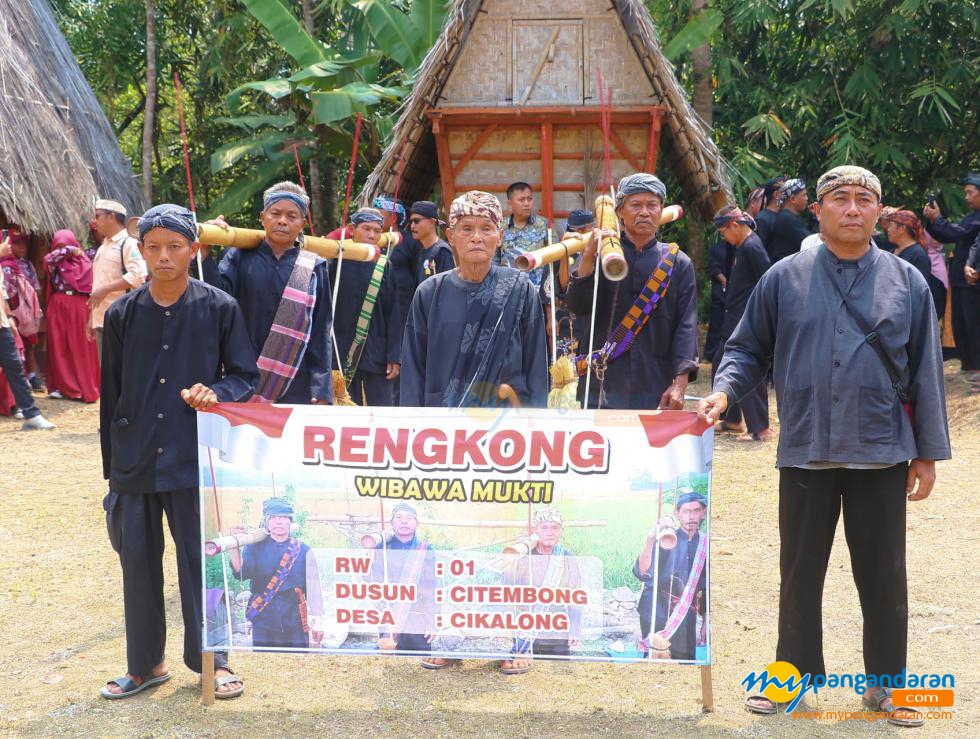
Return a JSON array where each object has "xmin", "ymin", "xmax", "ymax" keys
[
  {"xmin": 514, "ymin": 205, "xmax": 684, "ymax": 273},
  {"xmin": 594, "ymin": 194, "xmax": 626, "ymax": 281},
  {"xmin": 195, "ymin": 223, "xmax": 399, "ymax": 262}
]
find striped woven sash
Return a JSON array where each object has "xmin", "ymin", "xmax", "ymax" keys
[
  {"xmin": 254, "ymin": 248, "xmax": 318, "ymax": 402},
  {"xmin": 575, "ymin": 242, "xmax": 679, "ymax": 377},
  {"xmin": 343, "ymin": 252, "xmax": 389, "ymax": 383}
]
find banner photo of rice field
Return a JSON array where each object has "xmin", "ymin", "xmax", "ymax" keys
[{"xmin": 199, "ymin": 404, "xmax": 714, "ymax": 664}]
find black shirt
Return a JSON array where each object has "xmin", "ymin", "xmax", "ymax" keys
[
  {"xmin": 330, "ymin": 256, "xmax": 401, "ymax": 375},
  {"xmin": 721, "ymin": 232, "xmax": 771, "ymax": 338},
  {"xmin": 754, "ymin": 208, "xmax": 778, "ymax": 252},
  {"xmin": 100, "ymin": 280, "xmax": 258, "ymax": 494},
  {"xmin": 768, "ymin": 209, "xmax": 812, "ymax": 263}
]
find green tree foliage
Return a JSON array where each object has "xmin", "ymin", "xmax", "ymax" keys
[
  {"xmin": 54, "ymin": 1, "xmax": 976, "ymax": 226},
  {"xmin": 648, "ymin": 0, "xmax": 979, "ymax": 211}
]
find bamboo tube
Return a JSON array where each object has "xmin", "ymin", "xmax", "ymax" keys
[
  {"xmin": 195, "ymin": 223, "xmax": 400, "ymax": 262},
  {"xmin": 515, "ymin": 233, "xmax": 591, "ymax": 272},
  {"xmin": 204, "ymin": 523, "xmax": 299, "ymax": 556},
  {"xmin": 594, "ymin": 195, "xmax": 626, "ymax": 281},
  {"xmin": 515, "ymin": 205, "xmax": 685, "ymax": 274}
]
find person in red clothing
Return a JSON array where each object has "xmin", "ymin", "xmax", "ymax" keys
[{"xmin": 43, "ymin": 230, "xmax": 100, "ymax": 402}]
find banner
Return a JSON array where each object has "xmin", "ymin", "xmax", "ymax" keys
[{"xmin": 200, "ymin": 405, "xmax": 713, "ymax": 664}]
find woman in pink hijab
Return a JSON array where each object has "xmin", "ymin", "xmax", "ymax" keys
[{"xmin": 44, "ymin": 229, "xmax": 100, "ymax": 402}]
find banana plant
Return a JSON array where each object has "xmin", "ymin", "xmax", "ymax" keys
[{"xmin": 209, "ymin": 0, "xmax": 448, "ymax": 218}]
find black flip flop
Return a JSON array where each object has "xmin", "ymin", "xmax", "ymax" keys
[{"xmin": 100, "ymin": 671, "xmax": 172, "ymax": 700}]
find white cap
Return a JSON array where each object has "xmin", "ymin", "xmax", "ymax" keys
[{"xmin": 95, "ymin": 199, "xmax": 127, "ymax": 216}]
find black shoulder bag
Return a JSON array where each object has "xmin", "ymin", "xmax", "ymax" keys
[{"xmin": 824, "ymin": 261, "xmax": 914, "ymax": 426}]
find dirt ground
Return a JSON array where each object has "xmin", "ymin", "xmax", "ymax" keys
[{"xmin": 1, "ymin": 363, "xmax": 976, "ymax": 738}]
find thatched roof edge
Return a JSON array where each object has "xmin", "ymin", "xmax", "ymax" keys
[
  {"xmin": 362, "ymin": 0, "xmax": 734, "ymax": 219},
  {"xmin": 0, "ymin": 0, "xmax": 142, "ymax": 238}
]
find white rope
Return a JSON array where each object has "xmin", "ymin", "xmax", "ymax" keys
[{"xmin": 329, "ymin": 226, "xmax": 346, "ymax": 376}]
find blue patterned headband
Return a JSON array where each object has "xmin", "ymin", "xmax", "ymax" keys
[
  {"xmin": 138, "ymin": 204, "xmax": 197, "ymax": 244},
  {"xmin": 263, "ymin": 191, "xmax": 309, "ymax": 216}
]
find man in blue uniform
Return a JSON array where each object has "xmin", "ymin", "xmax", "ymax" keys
[{"xmin": 100, "ymin": 204, "xmax": 256, "ymax": 699}]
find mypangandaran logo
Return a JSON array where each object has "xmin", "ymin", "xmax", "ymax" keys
[{"xmin": 741, "ymin": 661, "xmax": 955, "ymax": 713}]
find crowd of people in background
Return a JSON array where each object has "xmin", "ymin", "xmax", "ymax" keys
[
  {"xmin": 2, "ymin": 169, "xmax": 979, "ymax": 435},
  {"xmin": 0, "ymin": 163, "xmax": 969, "ymax": 713}
]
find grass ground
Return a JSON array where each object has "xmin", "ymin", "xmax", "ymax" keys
[{"xmin": 0, "ymin": 362, "xmax": 976, "ymax": 737}]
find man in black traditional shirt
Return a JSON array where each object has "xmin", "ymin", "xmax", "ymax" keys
[{"xmin": 100, "ymin": 205, "xmax": 256, "ymax": 700}]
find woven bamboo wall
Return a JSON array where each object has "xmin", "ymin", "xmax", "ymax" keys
[
  {"xmin": 440, "ymin": 0, "xmax": 657, "ymax": 107},
  {"xmin": 445, "ymin": 124, "xmax": 651, "ymax": 217}
]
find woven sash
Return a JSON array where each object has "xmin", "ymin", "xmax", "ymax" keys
[
  {"xmin": 343, "ymin": 252, "xmax": 389, "ymax": 383},
  {"xmin": 246, "ymin": 538, "xmax": 302, "ymax": 621},
  {"xmin": 656, "ymin": 533, "xmax": 707, "ymax": 641},
  {"xmin": 254, "ymin": 249, "xmax": 318, "ymax": 402},
  {"xmin": 575, "ymin": 243, "xmax": 679, "ymax": 377}
]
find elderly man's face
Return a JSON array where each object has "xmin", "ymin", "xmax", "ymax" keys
[
  {"xmin": 448, "ymin": 216, "xmax": 502, "ymax": 268},
  {"xmin": 260, "ymin": 200, "xmax": 305, "ymax": 249},
  {"xmin": 617, "ymin": 193, "xmax": 663, "ymax": 241},
  {"xmin": 676, "ymin": 502, "xmax": 706, "ymax": 537},
  {"xmin": 267, "ymin": 514, "xmax": 292, "ymax": 540},
  {"xmin": 815, "ymin": 185, "xmax": 881, "ymax": 247},
  {"xmin": 534, "ymin": 521, "xmax": 563, "ymax": 548},
  {"xmin": 391, "ymin": 511, "xmax": 418, "ymax": 540},
  {"xmin": 351, "ymin": 221, "xmax": 383, "ymax": 245}
]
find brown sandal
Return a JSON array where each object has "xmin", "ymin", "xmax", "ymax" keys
[{"xmin": 862, "ymin": 687, "xmax": 925, "ymax": 727}]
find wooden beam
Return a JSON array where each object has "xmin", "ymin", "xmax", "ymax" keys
[
  {"xmin": 429, "ymin": 106, "xmax": 667, "ymax": 128},
  {"xmin": 449, "ymin": 152, "xmax": 642, "ymax": 162},
  {"xmin": 646, "ymin": 108, "xmax": 662, "ymax": 172},
  {"xmin": 452, "ymin": 124, "xmax": 498, "ymax": 178},
  {"xmin": 518, "ymin": 27, "xmax": 561, "ymax": 106},
  {"xmin": 431, "ymin": 116, "xmax": 457, "ymax": 204},
  {"xmin": 607, "ymin": 127, "xmax": 644, "ymax": 172},
  {"xmin": 541, "ymin": 122, "xmax": 554, "ymax": 222},
  {"xmin": 456, "ymin": 182, "xmax": 607, "ymax": 193}
]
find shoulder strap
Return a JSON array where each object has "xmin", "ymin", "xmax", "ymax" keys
[
  {"xmin": 822, "ymin": 256, "xmax": 910, "ymax": 402},
  {"xmin": 344, "ymin": 252, "xmax": 389, "ymax": 382}
]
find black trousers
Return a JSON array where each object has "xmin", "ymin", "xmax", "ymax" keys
[
  {"xmin": 776, "ymin": 464, "xmax": 908, "ymax": 679},
  {"xmin": 105, "ymin": 488, "xmax": 228, "ymax": 676},
  {"xmin": 394, "ymin": 631, "xmax": 431, "ymax": 654},
  {"xmin": 712, "ymin": 341, "xmax": 768, "ymax": 433},
  {"xmin": 950, "ymin": 287, "xmax": 980, "ymax": 371},
  {"xmin": 349, "ymin": 369, "xmax": 394, "ymax": 406},
  {"xmin": 704, "ymin": 290, "xmax": 726, "ymax": 360},
  {"xmin": 0, "ymin": 327, "xmax": 40, "ymax": 418}
]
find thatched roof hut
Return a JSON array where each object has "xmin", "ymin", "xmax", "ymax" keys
[
  {"xmin": 364, "ymin": 0, "xmax": 732, "ymax": 220},
  {"xmin": 0, "ymin": 0, "xmax": 141, "ymax": 238}
]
